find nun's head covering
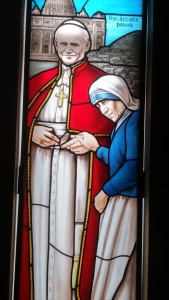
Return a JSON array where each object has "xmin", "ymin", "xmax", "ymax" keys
[{"xmin": 89, "ymin": 75, "xmax": 140, "ymax": 111}]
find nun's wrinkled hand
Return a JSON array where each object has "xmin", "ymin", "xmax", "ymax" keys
[
  {"xmin": 61, "ymin": 133, "xmax": 88, "ymax": 154},
  {"xmin": 61, "ymin": 132, "xmax": 99, "ymax": 154},
  {"xmin": 94, "ymin": 190, "xmax": 109, "ymax": 214}
]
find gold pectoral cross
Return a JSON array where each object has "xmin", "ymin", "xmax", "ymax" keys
[{"xmin": 55, "ymin": 89, "xmax": 67, "ymax": 108}]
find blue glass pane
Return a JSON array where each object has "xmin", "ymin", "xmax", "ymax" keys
[
  {"xmin": 72, "ymin": 0, "xmax": 143, "ymax": 16},
  {"xmin": 32, "ymin": 0, "xmax": 46, "ymax": 11},
  {"xmin": 106, "ymin": 15, "xmax": 142, "ymax": 45}
]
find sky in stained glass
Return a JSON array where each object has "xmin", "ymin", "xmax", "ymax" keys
[
  {"xmin": 31, "ymin": 0, "xmax": 143, "ymax": 45},
  {"xmin": 32, "ymin": 0, "xmax": 46, "ymax": 10},
  {"xmin": 72, "ymin": 0, "xmax": 143, "ymax": 16}
]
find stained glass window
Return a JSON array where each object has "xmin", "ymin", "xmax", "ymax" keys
[{"xmin": 9, "ymin": 1, "xmax": 152, "ymax": 299}]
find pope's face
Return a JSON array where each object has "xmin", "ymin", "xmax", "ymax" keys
[
  {"xmin": 55, "ymin": 26, "xmax": 90, "ymax": 66},
  {"xmin": 96, "ymin": 100, "xmax": 126, "ymax": 123}
]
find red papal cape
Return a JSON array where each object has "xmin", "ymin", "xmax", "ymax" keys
[{"xmin": 19, "ymin": 59, "xmax": 113, "ymax": 300}]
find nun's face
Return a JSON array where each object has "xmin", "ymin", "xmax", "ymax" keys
[{"xmin": 96, "ymin": 100, "xmax": 126, "ymax": 122}]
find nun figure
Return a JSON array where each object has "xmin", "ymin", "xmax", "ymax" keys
[{"xmin": 62, "ymin": 74, "xmax": 140, "ymax": 300}]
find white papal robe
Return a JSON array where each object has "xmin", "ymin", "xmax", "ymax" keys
[{"xmin": 31, "ymin": 65, "xmax": 89, "ymax": 300}]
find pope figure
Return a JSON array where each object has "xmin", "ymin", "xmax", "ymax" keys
[{"xmin": 19, "ymin": 19, "xmax": 113, "ymax": 300}]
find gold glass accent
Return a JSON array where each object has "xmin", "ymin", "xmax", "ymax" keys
[
  {"xmin": 55, "ymin": 88, "xmax": 67, "ymax": 108},
  {"xmin": 72, "ymin": 255, "xmax": 79, "ymax": 289}
]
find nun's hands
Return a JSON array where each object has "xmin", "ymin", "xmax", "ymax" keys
[
  {"xmin": 94, "ymin": 190, "xmax": 109, "ymax": 214},
  {"xmin": 61, "ymin": 131, "xmax": 99, "ymax": 154}
]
